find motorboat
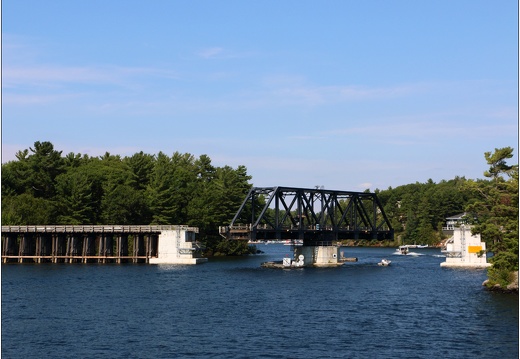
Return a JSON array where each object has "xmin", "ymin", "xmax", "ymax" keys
[
  {"xmin": 378, "ymin": 259, "xmax": 391, "ymax": 266},
  {"xmin": 396, "ymin": 245, "xmax": 409, "ymax": 255}
]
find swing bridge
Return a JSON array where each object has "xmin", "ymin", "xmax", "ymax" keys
[{"xmin": 219, "ymin": 186, "xmax": 394, "ymax": 245}]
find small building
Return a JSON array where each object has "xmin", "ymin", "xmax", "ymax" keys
[
  {"xmin": 440, "ymin": 224, "xmax": 490, "ymax": 268},
  {"xmin": 149, "ymin": 226, "xmax": 207, "ymax": 265},
  {"xmin": 442, "ymin": 212, "xmax": 468, "ymax": 235}
]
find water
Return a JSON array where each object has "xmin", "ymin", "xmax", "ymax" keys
[{"xmin": 2, "ymin": 245, "xmax": 518, "ymax": 358}]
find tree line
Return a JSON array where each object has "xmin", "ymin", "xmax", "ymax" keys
[{"xmin": 1, "ymin": 142, "xmax": 518, "ymax": 280}]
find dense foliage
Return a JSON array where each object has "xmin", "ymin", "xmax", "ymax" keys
[
  {"xmin": 1, "ymin": 141, "xmax": 253, "ymax": 255},
  {"xmin": 463, "ymin": 147, "xmax": 518, "ymax": 287}
]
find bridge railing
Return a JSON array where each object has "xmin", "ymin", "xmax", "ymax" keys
[{"xmin": 2, "ymin": 225, "xmax": 199, "ymax": 234}]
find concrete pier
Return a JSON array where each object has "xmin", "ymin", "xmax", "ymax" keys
[
  {"xmin": 294, "ymin": 245, "xmax": 342, "ymax": 267},
  {"xmin": 440, "ymin": 225, "xmax": 491, "ymax": 268},
  {"xmin": 149, "ymin": 228, "xmax": 207, "ymax": 264},
  {"xmin": 265, "ymin": 245, "xmax": 343, "ymax": 268}
]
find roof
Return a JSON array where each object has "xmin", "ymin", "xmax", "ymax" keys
[{"xmin": 445, "ymin": 212, "xmax": 467, "ymax": 220}]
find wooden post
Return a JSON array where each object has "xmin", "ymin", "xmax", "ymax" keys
[
  {"xmin": 19, "ymin": 232, "xmax": 34, "ymax": 263},
  {"xmin": 145, "ymin": 234, "xmax": 150, "ymax": 263},
  {"xmin": 105, "ymin": 233, "xmax": 113, "ymax": 263},
  {"xmin": 117, "ymin": 234, "xmax": 129, "ymax": 264},
  {"xmin": 97, "ymin": 233, "xmax": 105, "ymax": 263},
  {"xmin": 133, "ymin": 234, "xmax": 140, "ymax": 263},
  {"xmin": 35, "ymin": 234, "xmax": 41, "ymax": 263},
  {"xmin": 66, "ymin": 234, "xmax": 73, "ymax": 263},
  {"xmin": 2, "ymin": 233, "xmax": 18, "ymax": 263}
]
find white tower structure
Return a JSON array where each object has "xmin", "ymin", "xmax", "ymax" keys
[{"xmin": 440, "ymin": 225, "xmax": 491, "ymax": 268}]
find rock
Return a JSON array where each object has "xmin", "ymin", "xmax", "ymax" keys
[
  {"xmin": 506, "ymin": 271, "xmax": 519, "ymax": 292},
  {"xmin": 483, "ymin": 271, "xmax": 519, "ymax": 294}
]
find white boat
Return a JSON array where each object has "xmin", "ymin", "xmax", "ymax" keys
[
  {"xmin": 283, "ymin": 239, "xmax": 303, "ymax": 246},
  {"xmin": 378, "ymin": 259, "xmax": 391, "ymax": 266},
  {"xmin": 396, "ymin": 245, "xmax": 409, "ymax": 255},
  {"xmin": 402, "ymin": 244, "xmax": 428, "ymax": 249}
]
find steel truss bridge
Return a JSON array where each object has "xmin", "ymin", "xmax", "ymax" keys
[{"xmin": 219, "ymin": 186, "xmax": 394, "ymax": 245}]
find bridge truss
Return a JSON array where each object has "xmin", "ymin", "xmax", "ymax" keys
[{"xmin": 219, "ymin": 186, "xmax": 394, "ymax": 244}]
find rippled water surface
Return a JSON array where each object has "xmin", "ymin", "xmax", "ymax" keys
[{"xmin": 2, "ymin": 245, "xmax": 518, "ymax": 358}]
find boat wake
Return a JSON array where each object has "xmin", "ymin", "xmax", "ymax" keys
[
  {"xmin": 393, "ymin": 251, "xmax": 424, "ymax": 256},
  {"xmin": 407, "ymin": 252, "xmax": 424, "ymax": 256}
]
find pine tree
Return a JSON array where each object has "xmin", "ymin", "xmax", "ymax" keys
[{"xmin": 465, "ymin": 147, "xmax": 519, "ymax": 288}]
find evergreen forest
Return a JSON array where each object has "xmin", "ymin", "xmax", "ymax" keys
[{"xmin": 1, "ymin": 141, "xmax": 518, "ymax": 286}]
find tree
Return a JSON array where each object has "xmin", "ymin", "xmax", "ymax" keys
[
  {"xmin": 146, "ymin": 152, "xmax": 178, "ymax": 224},
  {"xmin": 26, "ymin": 141, "xmax": 65, "ymax": 199},
  {"xmin": 1, "ymin": 141, "xmax": 65, "ymax": 224},
  {"xmin": 1, "ymin": 193, "xmax": 56, "ymax": 224},
  {"xmin": 464, "ymin": 147, "xmax": 519, "ymax": 287},
  {"xmin": 124, "ymin": 151, "xmax": 154, "ymax": 191},
  {"xmin": 99, "ymin": 154, "xmax": 151, "ymax": 224},
  {"xmin": 484, "ymin": 147, "xmax": 516, "ymax": 180},
  {"xmin": 188, "ymin": 164, "xmax": 251, "ymax": 236},
  {"xmin": 55, "ymin": 168, "xmax": 101, "ymax": 224}
]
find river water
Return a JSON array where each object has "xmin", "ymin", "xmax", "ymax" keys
[{"xmin": 2, "ymin": 245, "xmax": 518, "ymax": 358}]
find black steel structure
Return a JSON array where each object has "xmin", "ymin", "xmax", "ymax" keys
[{"xmin": 219, "ymin": 186, "xmax": 394, "ymax": 244}]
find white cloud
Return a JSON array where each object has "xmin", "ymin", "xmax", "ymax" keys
[
  {"xmin": 2, "ymin": 64, "xmax": 178, "ymax": 89},
  {"xmin": 357, "ymin": 182, "xmax": 373, "ymax": 191},
  {"xmin": 267, "ymin": 82, "xmax": 430, "ymax": 106},
  {"xmin": 197, "ymin": 46, "xmax": 256, "ymax": 60},
  {"xmin": 3, "ymin": 93, "xmax": 82, "ymax": 105},
  {"xmin": 199, "ymin": 47, "xmax": 224, "ymax": 58}
]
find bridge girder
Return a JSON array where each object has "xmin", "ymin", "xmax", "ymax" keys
[{"xmin": 220, "ymin": 186, "xmax": 394, "ymax": 244}]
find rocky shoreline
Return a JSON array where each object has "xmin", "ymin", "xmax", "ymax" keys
[{"xmin": 482, "ymin": 271, "xmax": 519, "ymax": 294}]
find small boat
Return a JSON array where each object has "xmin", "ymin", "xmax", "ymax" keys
[
  {"xmin": 378, "ymin": 259, "xmax": 391, "ymax": 266},
  {"xmin": 416, "ymin": 244, "xmax": 429, "ymax": 248},
  {"xmin": 396, "ymin": 245, "xmax": 409, "ymax": 255},
  {"xmin": 283, "ymin": 239, "xmax": 303, "ymax": 246}
]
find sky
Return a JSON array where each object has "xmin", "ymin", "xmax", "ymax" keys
[{"xmin": 2, "ymin": 0, "xmax": 518, "ymax": 191}]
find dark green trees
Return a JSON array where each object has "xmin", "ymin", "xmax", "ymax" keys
[
  {"xmin": 464, "ymin": 147, "xmax": 518, "ymax": 287},
  {"xmin": 2, "ymin": 141, "xmax": 65, "ymax": 223}
]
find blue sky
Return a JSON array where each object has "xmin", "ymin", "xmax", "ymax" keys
[{"xmin": 2, "ymin": 1, "xmax": 518, "ymax": 191}]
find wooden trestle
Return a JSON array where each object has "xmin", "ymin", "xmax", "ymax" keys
[{"xmin": 1, "ymin": 225, "xmax": 182, "ymax": 264}]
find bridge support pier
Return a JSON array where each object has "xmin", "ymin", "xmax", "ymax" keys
[
  {"xmin": 2, "ymin": 233, "xmax": 18, "ymax": 263},
  {"xmin": 293, "ymin": 245, "xmax": 341, "ymax": 267}
]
